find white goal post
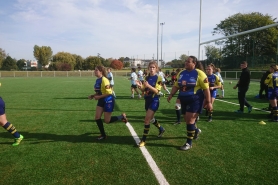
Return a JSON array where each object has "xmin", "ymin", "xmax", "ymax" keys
[{"xmin": 198, "ymin": 22, "xmax": 278, "ymax": 59}]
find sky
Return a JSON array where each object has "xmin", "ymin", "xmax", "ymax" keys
[{"xmin": 0, "ymin": 0, "xmax": 278, "ymax": 62}]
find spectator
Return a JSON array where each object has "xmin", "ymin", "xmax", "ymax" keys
[{"xmin": 233, "ymin": 61, "xmax": 252, "ymax": 113}]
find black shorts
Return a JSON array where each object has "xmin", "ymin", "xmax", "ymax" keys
[{"xmin": 131, "ymin": 84, "xmax": 137, "ymax": 88}]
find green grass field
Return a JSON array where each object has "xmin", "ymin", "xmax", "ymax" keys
[{"xmin": 0, "ymin": 77, "xmax": 278, "ymax": 185}]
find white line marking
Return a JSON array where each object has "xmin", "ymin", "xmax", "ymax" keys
[
  {"xmin": 215, "ymin": 99, "xmax": 270, "ymax": 113},
  {"xmin": 125, "ymin": 122, "xmax": 169, "ymax": 185}
]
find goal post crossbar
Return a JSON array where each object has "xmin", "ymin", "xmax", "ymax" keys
[{"xmin": 200, "ymin": 22, "xmax": 278, "ymax": 45}]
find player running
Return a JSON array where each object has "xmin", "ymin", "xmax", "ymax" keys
[{"xmin": 136, "ymin": 61, "xmax": 165, "ymax": 147}]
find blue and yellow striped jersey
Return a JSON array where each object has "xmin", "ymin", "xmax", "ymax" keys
[
  {"xmin": 94, "ymin": 77, "xmax": 112, "ymax": 95},
  {"xmin": 143, "ymin": 75, "xmax": 162, "ymax": 97},
  {"xmin": 265, "ymin": 72, "xmax": 278, "ymax": 88},
  {"xmin": 174, "ymin": 69, "xmax": 209, "ymax": 96},
  {"xmin": 207, "ymin": 74, "xmax": 221, "ymax": 88}
]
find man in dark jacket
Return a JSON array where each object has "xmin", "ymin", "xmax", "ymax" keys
[{"xmin": 233, "ymin": 61, "xmax": 252, "ymax": 113}]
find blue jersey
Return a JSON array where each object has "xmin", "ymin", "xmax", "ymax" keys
[
  {"xmin": 143, "ymin": 75, "xmax": 162, "ymax": 98},
  {"xmin": 175, "ymin": 69, "xmax": 209, "ymax": 97},
  {"xmin": 207, "ymin": 74, "xmax": 220, "ymax": 94},
  {"xmin": 94, "ymin": 77, "xmax": 112, "ymax": 95}
]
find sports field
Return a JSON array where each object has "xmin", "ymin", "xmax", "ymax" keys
[{"xmin": 0, "ymin": 77, "xmax": 277, "ymax": 185}]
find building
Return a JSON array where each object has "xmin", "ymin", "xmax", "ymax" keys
[{"xmin": 123, "ymin": 57, "xmax": 165, "ymax": 68}]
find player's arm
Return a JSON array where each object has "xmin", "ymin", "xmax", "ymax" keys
[{"xmin": 167, "ymin": 77, "xmax": 180, "ymax": 103}]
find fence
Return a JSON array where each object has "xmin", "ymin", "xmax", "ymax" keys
[
  {"xmin": 0, "ymin": 71, "xmax": 131, "ymax": 78},
  {"xmin": 0, "ymin": 71, "xmax": 266, "ymax": 80}
]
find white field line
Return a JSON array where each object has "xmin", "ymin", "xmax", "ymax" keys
[
  {"xmin": 125, "ymin": 122, "xmax": 169, "ymax": 185},
  {"xmin": 215, "ymin": 99, "xmax": 270, "ymax": 113}
]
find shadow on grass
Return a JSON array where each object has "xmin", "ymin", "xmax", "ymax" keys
[
  {"xmin": 54, "ymin": 97, "xmax": 88, "ymax": 100},
  {"xmin": 0, "ymin": 131, "xmax": 183, "ymax": 148},
  {"xmin": 7, "ymin": 107, "xmax": 92, "ymax": 112},
  {"xmin": 197, "ymin": 109, "xmax": 269, "ymax": 122}
]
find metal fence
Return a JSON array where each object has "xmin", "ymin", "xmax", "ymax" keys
[{"xmin": 0, "ymin": 71, "xmax": 265, "ymax": 80}]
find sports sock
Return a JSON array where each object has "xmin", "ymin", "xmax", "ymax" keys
[
  {"xmin": 194, "ymin": 122, "xmax": 199, "ymax": 134},
  {"xmin": 175, "ymin": 110, "xmax": 181, "ymax": 122},
  {"xmin": 208, "ymin": 110, "xmax": 213, "ymax": 119},
  {"xmin": 141, "ymin": 124, "xmax": 150, "ymax": 142},
  {"xmin": 186, "ymin": 124, "xmax": 196, "ymax": 146},
  {"xmin": 273, "ymin": 107, "xmax": 278, "ymax": 121},
  {"xmin": 109, "ymin": 116, "xmax": 119, "ymax": 123},
  {"xmin": 222, "ymin": 90, "xmax": 224, "ymax": 97},
  {"xmin": 2, "ymin": 122, "xmax": 20, "ymax": 138},
  {"xmin": 96, "ymin": 119, "xmax": 106, "ymax": 136},
  {"xmin": 153, "ymin": 119, "xmax": 163, "ymax": 131}
]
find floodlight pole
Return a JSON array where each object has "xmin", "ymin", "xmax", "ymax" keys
[
  {"xmin": 157, "ymin": 0, "xmax": 160, "ymax": 63},
  {"xmin": 198, "ymin": 0, "xmax": 202, "ymax": 60},
  {"xmin": 160, "ymin": 22, "xmax": 165, "ymax": 67}
]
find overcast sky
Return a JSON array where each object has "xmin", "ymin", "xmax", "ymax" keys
[{"xmin": 0, "ymin": 0, "xmax": 277, "ymax": 62}]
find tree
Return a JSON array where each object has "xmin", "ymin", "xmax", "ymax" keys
[
  {"xmin": 2, "ymin": 56, "xmax": 17, "ymax": 70},
  {"xmin": 179, "ymin": 54, "xmax": 188, "ymax": 62},
  {"xmin": 118, "ymin": 57, "xmax": 124, "ymax": 63},
  {"xmin": 33, "ymin": 45, "xmax": 53, "ymax": 67},
  {"xmin": 52, "ymin": 52, "xmax": 76, "ymax": 71},
  {"xmin": 17, "ymin": 59, "xmax": 26, "ymax": 70},
  {"xmin": 204, "ymin": 45, "xmax": 221, "ymax": 61},
  {"xmin": 84, "ymin": 56, "xmax": 102, "ymax": 70},
  {"xmin": 123, "ymin": 61, "xmax": 130, "ymax": 68},
  {"xmin": 72, "ymin": 54, "xmax": 84, "ymax": 70},
  {"xmin": 0, "ymin": 48, "xmax": 7, "ymax": 69},
  {"xmin": 170, "ymin": 59, "xmax": 183, "ymax": 68},
  {"xmin": 212, "ymin": 12, "xmax": 278, "ymax": 58},
  {"xmin": 55, "ymin": 63, "xmax": 72, "ymax": 71},
  {"xmin": 110, "ymin": 59, "xmax": 123, "ymax": 70}
]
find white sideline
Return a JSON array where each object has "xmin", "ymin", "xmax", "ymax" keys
[
  {"xmin": 215, "ymin": 99, "xmax": 270, "ymax": 113},
  {"xmin": 125, "ymin": 122, "xmax": 169, "ymax": 185}
]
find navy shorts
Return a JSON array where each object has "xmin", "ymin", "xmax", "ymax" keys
[
  {"xmin": 145, "ymin": 97, "xmax": 159, "ymax": 112},
  {"xmin": 268, "ymin": 88, "xmax": 278, "ymax": 100},
  {"xmin": 178, "ymin": 93, "xmax": 204, "ymax": 114},
  {"xmin": 0, "ymin": 97, "xmax": 5, "ymax": 115},
  {"xmin": 97, "ymin": 95, "xmax": 114, "ymax": 112}
]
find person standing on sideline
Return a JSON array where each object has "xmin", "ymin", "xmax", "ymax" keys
[
  {"xmin": 88, "ymin": 66, "xmax": 128, "ymax": 140},
  {"xmin": 233, "ymin": 61, "xmax": 252, "ymax": 113},
  {"xmin": 0, "ymin": 96, "xmax": 24, "ymax": 146},
  {"xmin": 264, "ymin": 65, "xmax": 278, "ymax": 121},
  {"xmin": 167, "ymin": 56, "xmax": 212, "ymax": 151},
  {"xmin": 158, "ymin": 68, "xmax": 170, "ymax": 96},
  {"xmin": 107, "ymin": 68, "xmax": 116, "ymax": 98},
  {"xmin": 204, "ymin": 64, "xmax": 221, "ymax": 122},
  {"xmin": 136, "ymin": 61, "xmax": 165, "ymax": 147},
  {"xmin": 137, "ymin": 66, "xmax": 144, "ymax": 83},
  {"xmin": 129, "ymin": 68, "xmax": 141, "ymax": 99},
  {"xmin": 215, "ymin": 68, "xmax": 224, "ymax": 98}
]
